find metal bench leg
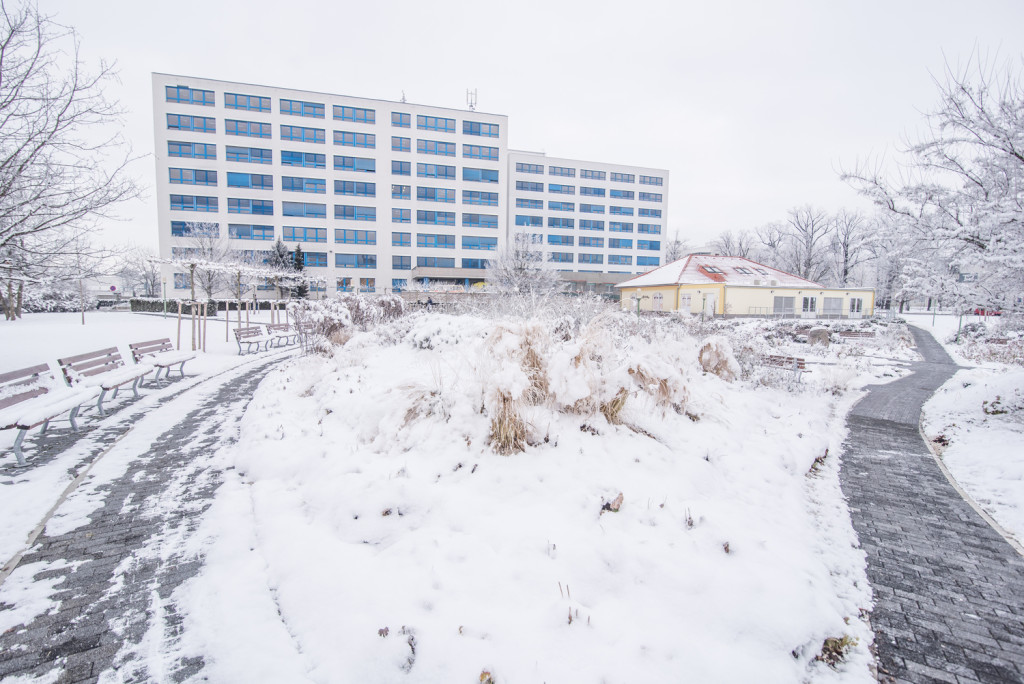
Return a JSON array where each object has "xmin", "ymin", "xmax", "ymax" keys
[
  {"xmin": 12, "ymin": 429, "xmax": 28, "ymax": 467},
  {"xmin": 69, "ymin": 405, "xmax": 81, "ymax": 432},
  {"xmin": 40, "ymin": 419, "xmax": 50, "ymax": 434},
  {"xmin": 112, "ymin": 387, "xmax": 119, "ymax": 399},
  {"xmin": 97, "ymin": 390, "xmax": 108, "ymax": 416},
  {"xmin": 131, "ymin": 378, "xmax": 141, "ymax": 398}
]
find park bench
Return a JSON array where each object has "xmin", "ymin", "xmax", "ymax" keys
[
  {"xmin": 1, "ymin": 364, "xmax": 101, "ymax": 467},
  {"xmin": 989, "ymin": 338, "xmax": 1009, "ymax": 345},
  {"xmin": 130, "ymin": 338, "xmax": 196, "ymax": 384},
  {"xmin": 296, "ymin": 322, "xmax": 317, "ymax": 352},
  {"xmin": 58, "ymin": 348, "xmax": 152, "ymax": 416},
  {"xmin": 838, "ymin": 331, "xmax": 876, "ymax": 340},
  {"xmin": 266, "ymin": 323, "xmax": 299, "ymax": 347},
  {"xmin": 763, "ymin": 354, "xmax": 807, "ymax": 382},
  {"xmin": 234, "ymin": 326, "xmax": 275, "ymax": 355}
]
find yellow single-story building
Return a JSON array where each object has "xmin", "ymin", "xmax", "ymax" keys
[{"xmin": 617, "ymin": 255, "xmax": 875, "ymax": 319}]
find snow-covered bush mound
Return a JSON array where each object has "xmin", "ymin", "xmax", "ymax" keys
[
  {"xmin": 945, "ymin": 319, "xmax": 1024, "ymax": 366},
  {"xmin": 175, "ymin": 312, "xmax": 874, "ymax": 682}
]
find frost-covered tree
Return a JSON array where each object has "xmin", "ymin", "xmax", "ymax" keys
[
  {"xmin": 172, "ymin": 222, "xmax": 229, "ymax": 300},
  {"xmin": 782, "ymin": 206, "xmax": 834, "ymax": 282},
  {"xmin": 292, "ymin": 244, "xmax": 308, "ymax": 298},
  {"xmin": 486, "ymin": 231, "xmax": 561, "ymax": 296},
  {"xmin": 116, "ymin": 245, "xmax": 160, "ymax": 297},
  {"xmin": 753, "ymin": 221, "xmax": 787, "ymax": 268},
  {"xmin": 828, "ymin": 210, "xmax": 874, "ymax": 286},
  {"xmin": 710, "ymin": 229, "xmax": 756, "ymax": 258},
  {"xmin": 663, "ymin": 231, "xmax": 690, "ymax": 263}
]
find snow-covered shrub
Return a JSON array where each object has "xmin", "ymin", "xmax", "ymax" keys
[
  {"xmin": 289, "ymin": 294, "xmax": 407, "ymax": 353},
  {"xmin": 698, "ymin": 336, "xmax": 740, "ymax": 382},
  {"xmin": 17, "ymin": 282, "xmax": 95, "ymax": 313}
]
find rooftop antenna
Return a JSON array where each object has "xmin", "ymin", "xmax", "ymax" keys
[
  {"xmin": 400, "ymin": 90, "xmax": 406, "ymax": 103},
  {"xmin": 466, "ymin": 88, "xmax": 477, "ymax": 111}
]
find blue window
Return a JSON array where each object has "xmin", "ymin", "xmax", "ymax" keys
[
  {"xmin": 170, "ymin": 168, "xmax": 217, "ymax": 186},
  {"xmin": 393, "ymin": 255, "xmax": 411, "ymax": 270},
  {"xmin": 283, "ymin": 226, "xmax": 327, "ymax": 243},
  {"xmin": 516, "ymin": 163, "xmax": 543, "ymax": 174},
  {"xmin": 516, "ymin": 181, "xmax": 543, "ymax": 192},
  {"xmin": 280, "ymin": 99, "xmax": 325, "ymax": 118},
  {"xmin": 548, "ymin": 201, "xmax": 574, "ymax": 212},
  {"xmin": 610, "ymin": 206, "xmax": 634, "ymax": 216},
  {"xmin": 392, "ymin": 112, "xmax": 410, "ymax": 128},
  {"xmin": 282, "ymin": 151, "xmax": 325, "ymax": 168},
  {"xmin": 638, "ymin": 240, "xmax": 661, "ymax": 251},
  {"xmin": 167, "ymin": 114, "xmax": 215, "ymax": 133},
  {"xmin": 637, "ymin": 256, "xmax": 660, "ymax": 266},
  {"xmin": 463, "ymin": 167, "xmax": 499, "ymax": 183},
  {"xmin": 549, "ymin": 166, "xmax": 575, "ymax": 177},
  {"xmin": 171, "ymin": 195, "xmax": 217, "ymax": 212},
  {"xmin": 282, "ymin": 125, "xmax": 325, "ymax": 143},
  {"xmin": 416, "ymin": 211, "xmax": 455, "ymax": 227},
  {"xmin": 418, "ymin": 139, "xmax": 456, "ymax": 156},
  {"xmin": 610, "ymin": 189, "xmax": 634, "ymax": 199},
  {"xmin": 168, "ymin": 141, "xmax": 215, "ymax": 159},
  {"xmin": 334, "ymin": 131, "xmax": 375, "ymax": 148},
  {"xmin": 464, "ymin": 190, "xmax": 498, "ymax": 206},
  {"xmin": 282, "ymin": 201, "xmax": 325, "ymax": 218},
  {"xmin": 417, "ymin": 115, "xmax": 455, "ymax": 132},
  {"xmin": 581, "ymin": 169, "xmax": 606, "ymax": 180},
  {"xmin": 609, "ymin": 238, "xmax": 633, "ymax": 249},
  {"xmin": 579, "ymin": 253, "xmax": 604, "ymax": 265},
  {"xmin": 417, "ymin": 163, "xmax": 455, "ymax": 179},
  {"xmin": 608, "ymin": 254, "xmax": 632, "ymax": 265},
  {"xmin": 301, "ymin": 252, "xmax": 328, "ymax": 267},
  {"xmin": 228, "ymin": 224, "xmax": 273, "ymax": 240},
  {"xmin": 226, "ymin": 146, "xmax": 272, "ymax": 164},
  {"xmin": 417, "ymin": 233, "xmax": 455, "ymax": 248},
  {"xmin": 392, "ymin": 278, "xmax": 408, "ymax": 291},
  {"xmin": 417, "ymin": 186, "xmax": 455, "ymax": 203},
  {"xmin": 226, "ymin": 120, "xmax": 270, "ymax": 138},
  {"xmin": 462, "ymin": 236, "xmax": 497, "ymax": 250},
  {"xmin": 283, "ymin": 176, "xmax": 327, "ymax": 193},
  {"xmin": 640, "ymin": 175, "xmax": 664, "ymax": 186},
  {"xmin": 165, "ymin": 86, "xmax": 214, "ymax": 106},
  {"xmin": 335, "ymin": 180, "xmax": 375, "ymax": 197},
  {"xmin": 392, "ymin": 160, "xmax": 412, "ymax": 176},
  {"xmin": 611, "ymin": 172, "xmax": 635, "ymax": 183},
  {"xmin": 336, "ymin": 156, "xmax": 376, "ymax": 173},
  {"xmin": 610, "ymin": 222, "xmax": 634, "ymax": 233},
  {"xmin": 334, "ymin": 105, "xmax": 375, "ymax": 123},
  {"xmin": 580, "ymin": 187, "xmax": 605, "ymax": 197},
  {"xmin": 336, "ymin": 277, "xmax": 353, "ymax": 292},
  {"xmin": 516, "ymin": 198, "xmax": 543, "ymax": 209},
  {"xmin": 639, "ymin": 208, "xmax": 662, "ymax": 218},
  {"xmin": 548, "ymin": 217, "xmax": 574, "ymax": 229},
  {"xmin": 580, "ymin": 219, "xmax": 605, "ymax": 231},
  {"xmin": 392, "ymin": 232, "xmax": 411, "ymax": 246},
  {"xmin": 228, "ymin": 198, "xmax": 273, "ymax": 215},
  {"xmin": 639, "ymin": 192, "xmax": 663, "ymax": 202},
  {"xmin": 548, "ymin": 235, "xmax": 574, "ymax": 246},
  {"xmin": 579, "ymin": 237, "xmax": 604, "ymax": 247},
  {"xmin": 334, "ymin": 229, "xmax": 376, "ymax": 244},
  {"xmin": 392, "ymin": 209, "xmax": 411, "ymax": 223},
  {"xmin": 227, "ymin": 172, "xmax": 273, "ymax": 189},
  {"xmin": 392, "ymin": 184, "xmax": 411, "ymax": 200},
  {"xmin": 225, "ymin": 93, "xmax": 270, "ymax": 111},
  {"xmin": 173, "ymin": 272, "xmax": 191, "ymax": 289},
  {"xmin": 417, "ymin": 256, "xmax": 455, "ymax": 268},
  {"xmin": 171, "ymin": 221, "xmax": 219, "ymax": 236},
  {"xmin": 549, "ymin": 252, "xmax": 573, "ymax": 263},
  {"xmin": 462, "ymin": 213, "xmax": 498, "ymax": 228},
  {"xmin": 638, "ymin": 223, "xmax": 662, "ymax": 234},
  {"xmin": 462, "ymin": 258, "xmax": 489, "ymax": 269},
  {"xmin": 335, "ymin": 254, "xmax": 376, "ymax": 269},
  {"xmin": 392, "ymin": 136, "xmax": 411, "ymax": 152},
  {"xmin": 334, "ymin": 205, "xmax": 376, "ymax": 221},
  {"xmin": 463, "ymin": 144, "xmax": 499, "ymax": 161},
  {"xmin": 548, "ymin": 184, "xmax": 575, "ymax": 195},
  {"xmin": 515, "ymin": 215, "xmax": 542, "ymax": 227},
  {"xmin": 463, "ymin": 121, "xmax": 499, "ymax": 137},
  {"xmin": 580, "ymin": 204, "xmax": 605, "ymax": 214}
]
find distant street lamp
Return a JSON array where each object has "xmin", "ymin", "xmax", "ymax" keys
[
  {"xmin": 162, "ymin": 278, "xmax": 167, "ymax": 318},
  {"xmin": 634, "ymin": 289, "xmax": 649, "ymax": 318}
]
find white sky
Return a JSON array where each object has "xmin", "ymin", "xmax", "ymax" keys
[{"xmin": 42, "ymin": 0, "xmax": 1024, "ymax": 251}]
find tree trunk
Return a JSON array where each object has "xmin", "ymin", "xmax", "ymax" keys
[
  {"xmin": 16, "ymin": 282, "xmax": 23, "ymax": 319},
  {"xmin": 79, "ymin": 280, "xmax": 86, "ymax": 325}
]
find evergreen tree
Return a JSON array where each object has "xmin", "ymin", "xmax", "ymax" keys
[{"xmin": 292, "ymin": 244, "xmax": 308, "ymax": 298}]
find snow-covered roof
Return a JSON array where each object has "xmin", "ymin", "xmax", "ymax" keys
[{"xmin": 616, "ymin": 255, "xmax": 821, "ymax": 289}]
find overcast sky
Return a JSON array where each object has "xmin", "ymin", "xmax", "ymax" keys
[{"xmin": 43, "ymin": 0, "xmax": 1024, "ymax": 251}]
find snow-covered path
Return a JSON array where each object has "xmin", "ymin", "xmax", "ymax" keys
[{"xmin": 0, "ymin": 350, "xmax": 292, "ymax": 683}]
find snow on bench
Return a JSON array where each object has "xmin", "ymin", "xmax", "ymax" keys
[
  {"xmin": 838, "ymin": 331, "xmax": 876, "ymax": 339},
  {"xmin": 234, "ymin": 326, "xmax": 275, "ymax": 355},
  {"xmin": 763, "ymin": 354, "xmax": 807, "ymax": 381},
  {"xmin": 58, "ymin": 347, "xmax": 153, "ymax": 416},
  {"xmin": 266, "ymin": 323, "xmax": 298, "ymax": 347},
  {"xmin": 1, "ymin": 364, "xmax": 101, "ymax": 467},
  {"xmin": 130, "ymin": 338, "xmax": 196, "ymax": 384}
]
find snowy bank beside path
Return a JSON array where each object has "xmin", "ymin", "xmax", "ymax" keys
[{"xmin": 174, "ymin": 312, "xmax": 877, "ymax": 683}]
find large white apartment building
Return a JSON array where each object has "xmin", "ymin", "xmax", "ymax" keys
[{"xmin": 152, "ymin": 74, "xmax": 667, "ymax": 295}]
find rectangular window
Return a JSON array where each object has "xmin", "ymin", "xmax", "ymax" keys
[
  {"xmin": 417, "ymin": 163, "xmax": 455, "ymax": 179},
  {"xmin": 228, "ymin": 224, "xmax": 273, "ymax": 240},
  {"xmin": 463, "ymin": 120, "xmax": 499, "ymax": 137},
  {"xmin": 639, "ymin": 208, "xmax": 662, "ymax": 218},
  {"xmin": 170, "ymin": 195, "xmax": 217, "ymax": 212},
  {"xmin": 417, "ymin": 186, "xmax": 455, "ymax": 203},
  {"xmin": 228, "ymin": 198, "xmax": 273, "ymax": 215},
  {"xmin": 171, "ymin": 221, "xmax": 219, "ymax": 237},
  {"xmin": 281, "ymin": 201, "xmax": 325, "ymax": 218},
  {"xmin": 638, "ymin": 240, "xmax": 660, "ymax": 251},
  {"xmin": 610, "ymin": 222, "xmax": 634, "ymax": 232},
  {"xmin": 611, "ymin": 172, "xmax": 635, "ymax": 183},
  {"xmin": 548, "ymin": 183, "xmax": 575, "ymax": 195},
  {"xmin": 281, "ymin": 151, "xmax": 325, "ymax": 168},
  {"xmin": 335, "ymin": 254, "xmax": 376, "ymax": 269},
  {"xmin": 416, "ymin": 211, "xmax": 455, "ymax": 227},
  {"xmin": 638, "ymin": 223, "xmax": 661, "ymax": 234},
  {"xmin": 547, "ymin": 234, "xmax": 574, "ymax": 246},
  {"xmin": 283, "ymin": 226, "xmax": 327, "ymax": 243},
  {"xmin": 580, "ymin": 219, "xmax": 605, "ymax": 231},
  {"xmin": 165, "ymin": 86, "xmax": 214, "ymax": 106},
  {"xmin": 281, "ymin": 125, "xmax": 325, "ymax": 143},
  {"xmin": 392, "ymin": 278, "xmax": 408, "ymax": 291},
  {"xmin": 549, "ymin": 166, "xmax": 575, "ymax": 177},
  {"xmin": 823, "ymin": 297, "xmax": 843, "ymax": 316},
  {"xmin": 516, "ymin": 181, "xmax": 543, "ymax": 192},
  {"xmin": 169, "ymin": 168, "xmax": 217, "ymax": 186},
  {"xmin": 462, "ymin": 258, "xmax": 489, "ymax": 269},
  {"xmin": 516, "ymin": 162, "xmax": 543, "ymax": 174},
  {"xmin": 280, "ymin": 99, "xmax": 325, "ymax": 118},
  {"xmin": 548, "ymin": 217, "xmax": 574, "ymax": 229},
  {"xmin": 334, "ymin": 205, "xmax": 376, "ymax": 221},
  {"xmin": 393, "ymin": 255, "xmax": 411, "ymax": 270},
  {"xmin": 334, "ymin": 229, "xmax": 376, "ymax": 244},
  {"xmin": 333, "ymin": 180, "xmax": 375, "ymax": 196},
  {"xmin": 166, "ymin": 113, "xmax": 216, "ymax": 133},
  {"xmin": 392, "ymin": 112, "xmax": 411, "ymax": 128},
  {"xmin": 548, "ymin": 201, "xmax": 575, "ymax": 212},
  {"xmin": 417, "ymin": 256, "xmax": 455, "ymax": 268},
  {"xmin": 637, "ymin": 256, "xmax": 660, "ymax": 267},
  {"xmin": 392, "ymin": 136, "xmax": 411, "ymax": 152},
  {"xmin": 516, "ymin": 198, "xmax": 543, "ymax": 209},
  {"xmin": 392, "ymin": 160, "xmax": 412, "ymax": 176},
  {"xmin": 462, "ymin": 213, "xmax": 498, "ymax": 228},
  {"xmin": 610, "ymin": 189, "xmax": 634, "ymax": 199},
  {"xmin": 173, "ymin": 273, "xmax": 190, "ymax": 289},
  {"xmin": 464, "ymin": 190, "xmax": 498, "ymax": 206},
  {"xmin": 417, "ymin": 233, "xmax": 456, "ymax": 248},
  {"xmin": 392, "ymin": 208, "xmax": 411, "ymax": 223},
  {"xmin": 580, "ymin": 187, "xmax": 606, "ymax": 197},
  {"xmin": 392, "ymin": 184, "xmax": 411, "ymax": 200},
  {"xmin": 303, "ymin": 252, "xmax": 328, "ymax": 267},
  {"xmin": 639, "ymin": 192, "xmax": 663, "ymax": 202},
  {"xmin": 610, "ymin": 206, "xmax": 634, "ymax": 216},
  {"xmin": 639, "ymin": 175, "xmax": 664, "ymax": 186},
  {"xmin": 578, "ymin": 253, "xmax": 603, "ymax": 264},
  {"xmin": 515, "ymin": 215, "xmax": 542, "ymax": 227},
  {"xmin": 226, "ymin": 146, "xmax": 272, "ymax": 164},
  {"xmin": 609, "ymin": 238, "xmax": 633, "ymax": 249},
  {"xmin": 580, "ymin": 204, "xmax": 605, "ymax": 214},
  {"xmin": 168, "ymin": 141, "xmax": 216, "ymax": 159},
  {"xmin": 418, "ymin": 139, "xmax": 456, "ymax": 156},
  {"xmin": 462, "ymin": 236, "xmax": 497, "ymax": 250},
  {"xmin": 579, "ymin": 236, "xmax": 604, "ymax": 247},
  {"xmin": 548, "ymin": 252, "xmax": 573, "ymax": 263},
  {"xmin": 334, "ymin": 105, "xmax": 375, "ymax": 123},
  {"xmin": 334, "ymin": 131, "xmax": 375, "ymax": 148},
  {"xmin": 850, "ymin": 298, "xmax": 863, "ymax": 313},
  {"xmin": 336, "ymin": 156, "xmax": 376, "ymax": 173},
  {"xmin": 802, "ymin": 296, "xmax": 817, "ymax": 313},
  {"xmin": 361, "ymin": 275, "xmax": 375, "ymax": 290},
  {"xmin": 463, "ymin": 167, "xmax": 499, "ymax": 183},
  {"xmin": 226, "ymin": 119, "xmax": 271, "ymax": 138},
  {"xmin": 463, "ymin": 144, "xmax": 499, "ymax": 160},
  {"xmin": 283, "ymin": 176, "xmax": 327, "ymax": 194},
  {"xmin": 774, "ymin": 296, "xmax": 796, "ymax": 315},
  {"xmin": 392, "ymin": 232, "xmax": 411, "ymax": 246},
  {"xmin": 417, "ymin": 115, "xmax": 455, "ymax": 132},
  {"xmin": 225, "ymin": 93, "xmax": 270, "ymax": 112},
  {"xmin": 337, "ymin": 277, "xmax": 352, "ymax": 292},
  {"xmin": 608, "ymin": 254, "xmax": 632, "ymax": 265},
  {"xmin": 227, "ymin": 172, "xmax": 272, "ymax": 189},
  {"xmin": 581, "ymin": 169, "xmax": 606, "ymax": 180}
]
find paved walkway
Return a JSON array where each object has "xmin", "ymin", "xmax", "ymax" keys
[
  {"xmin": 841, "ymin": 326, "xmax": 1024, "ymax": 684},
  {"xmin": 0, "ymin": 353, "xmax": 289, "ymax": 683}
]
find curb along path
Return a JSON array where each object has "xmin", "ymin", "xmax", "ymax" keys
[
  {"xmin": 0, "ymin": 354, "xmax": 288, "ymax": 684},
  {"xmin": 841, "ymin": 326, "xmax": 1024, "ymax": 683}
]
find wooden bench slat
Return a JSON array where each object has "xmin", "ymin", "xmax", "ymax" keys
[
  {"xmin": 0, "ymin": 364, "xmax": 50, "ymax": 384},
  {"xmin": 58, "ymin": 347, "xmax": 120, "ymax": 365}
]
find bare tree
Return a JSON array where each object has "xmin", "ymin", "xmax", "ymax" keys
[
  {"xmin": 710, "ymin": 229, "xmax": 756, "ymax": 258},
  {"xmin": 828, "ymin": 210, "xmax": 875, "ymax": 286},
  {"xmin": 781, "ymin": 206, "xmax": 833, "ymax": 282},
  {"xmin": 485, "ymin": 230, "xmax": 562, "ymax": 313},
  {"xmin": 116, "ymin": 245, "xmax": 160, "ymax": 297},
  {"xmin": 753, "ymin": 221, "xmax": 787, "ymax": 268},
  {"xmin": 663, "ymin": 230, "xmax": 690, "ymax": 263},
  {"xmin": 171, "ymin": 222, "xmax": 230, "ymax": 300}
]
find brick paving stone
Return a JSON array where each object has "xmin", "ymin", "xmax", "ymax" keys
[{"xmin": 840, "ymin": 325, "xmax": 1024, "ymax": 683}]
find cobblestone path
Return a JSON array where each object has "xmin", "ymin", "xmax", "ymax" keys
[
  {"xmin": 0, "ymin": 354, "xmax": 288, "ymax": 683},
  {"xmin": 841, "ymin": 326, "xmax": 1024, "ymax": 684}
]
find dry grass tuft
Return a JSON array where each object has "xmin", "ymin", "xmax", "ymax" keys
[
  {"xmin": 489, "ymin": 392, "xmax": 527, "ymax": 455},
  {"xmin": 600, "ymin": 387, "xmax": 629, "ymax": 424}
]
